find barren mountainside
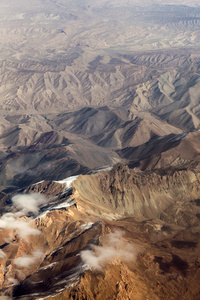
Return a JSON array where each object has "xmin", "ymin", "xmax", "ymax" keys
[
  {"xmin": 1, "ymin": 0, "xmax": 200, "ymax": 299},
  {"xmin": 0, "ymin": 1, "xmax": 200, "ymax": 190},
  {"xmin": 1, "ymin": 165, "xmax": 200, "ymax": 299}
]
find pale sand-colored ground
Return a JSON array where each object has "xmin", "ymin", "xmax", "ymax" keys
[{"xmin": 0, "ymin": 0, "xmax": 200, "ymax": 187}]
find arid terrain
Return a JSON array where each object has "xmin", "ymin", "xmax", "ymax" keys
[
  {"xmin": 0, "ymin": 0, "xmax": 200, "ymax": 189},
  {"xmin": 1, "ymin": 0, "xmax": 200, "ymax": 299}
]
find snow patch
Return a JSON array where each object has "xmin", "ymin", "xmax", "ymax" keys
[
  {"xmin": 39, "ymin": 262, "xmax": 59, "ymax": 271},
  {"xmin": 52, "ymin": 198, "xmax": 74, "ymax": 210},
  {"xmin": 35, "ymin": 197, "xmax": 74, "ymax": 219},
  {"xmin": 55, "ymin": 175, "xmax": 79, "ymax": 189},
  {"xmin": 79, "ymin": 222, "xmax": 94, "ymax": 231},
  {"xmin": 90, "ymin": 165, "xmax": 113, "ymax": 174},
  {"xmin": 31, "ymin": 180, "xmax": 44, "ymax": 186}
]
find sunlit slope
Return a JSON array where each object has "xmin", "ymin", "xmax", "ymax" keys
[
  {"xmin": 1, "ymin": 165, "xmax": 200, "ymax": 299},
  {"xmin": 0, "ymin": 1, "xmax": 200, "ymax": 119}
]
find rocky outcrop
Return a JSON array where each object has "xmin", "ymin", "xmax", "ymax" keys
[
  {"xmin": 72, "ymin": 164, "xmax": 200, "ymax": 220},
  {"xmin": 1, "ymin": 165, "xmax": 200, "ymax": 298}
]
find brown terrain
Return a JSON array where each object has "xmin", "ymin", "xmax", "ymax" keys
[
  {"xmin": 0, "ymin": 1, "xmax": 200, "ymax": 190},
  {"xmin": 1, "ymin": 164, "xmax": 200, "ymax": 299},
  {"xmin": 1, "ymin": 0, "xmax": 200, "ymax": 299}
]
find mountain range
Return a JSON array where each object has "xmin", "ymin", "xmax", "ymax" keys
[{"xmin": 1, "ymin": 0, "xmax": 200, "ymax": 299}]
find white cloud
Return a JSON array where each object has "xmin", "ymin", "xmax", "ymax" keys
[
  {"xmin": 12, "ymin": 193, "xmax": 47, "ymax": 215},
  {"xmin": 13, "ymin": 250, "xmax": 44, "ymax": 268},
  {"xmin": 0, "ymin": 249, "xmax": 6, "ymax": 258},
  {"xmin": 81, "ymin": 230, "xmax": 137, "ymax": 271},
  {"xmin": 3, "ymin": 232, "xmax": 14, "ymax": 243},
  {"xmin": 7, "ymin": 277, "xmax": 19, "ymax": 285},
  {"xmin": 0, "ymin": 213, "xmax": 41, "ymax": 239},
  {"xmin": 15, "ymin": 269, "xmax": 26, "ymax": 281},
  {"xmin": 0, "ymin": 193, "xmax": 47, "ymax": 241}
]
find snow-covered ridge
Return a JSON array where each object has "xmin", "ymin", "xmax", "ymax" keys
[
  {"xmin": 88, "ymin": 165, "xmax": 113, "ymax": 174},
  {"xmin": 32, "ymin": 165, "xmax": 113, "ymax": 190},
  {"xmin": 34, "ymin": 175, "xmax": 79, "ymax": 219},
  {"xmin": 55, "ymin": 175, "xmax": 79, "ymax": 189},
  {"xmin": 33, "ymin": 166, "xmax": 113, "ymax": 219},
  {"xmin": 35, "ymin": 197, "xmax": 74, "ymax": 220}
]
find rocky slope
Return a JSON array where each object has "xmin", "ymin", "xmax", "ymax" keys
[
  {"xmin": 1, "ymin": 164, "xmax": 200, "ymax": 299},
  {"xmin": 118, "ymin": 130, "xmax": 200, "ymax": 170},
  {"xmin": 1, "ymin": 1, "xmax": 200, "ymax": 190},
  {"xmin": 1, "ymin": 1, "xmax": 200, "ymax": 299}
]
